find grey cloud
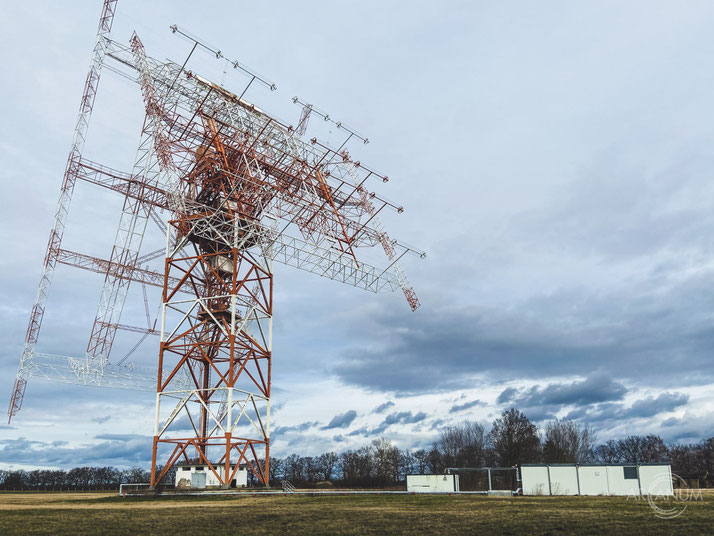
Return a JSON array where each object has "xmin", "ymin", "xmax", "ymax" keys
[
  {"xmin": 510, "ymin": 373, "xmax": 628, "ymax": 407},
  {"xmin": 0, "ymin": 435, "xmax": 154, "ymax": 468},
  {"xmin": 565, "ymin": 402, "xmax": 622, "ymax": 423},
  {"xmin": 635, "ymin": 410, "xmax": 714, "ymax": 443},
  {"xmin": 372, "ymin": 411, "xmax": 428, "ymax": 434},
  {"xmin": 382, "ymin": 411, "xmax": 427, "ymax": 426},
  {"xmin": 322, "ymin": 410, "xmax": 358, "ymax": 430},
  {"xmin": 94, "ymin": 434, "xmax": 144, "ymax": 441},
  {"xmin": 349, "ymin": 411, "xmax": 429, "ymax": 436},
  {"xmin": 332, "ymin": 272, "xmax": 714, "ymax": 395},
  {"xmin": 373, "ymin": 401, "xmax": 395, "ymax": 414},
  {"xmin": 449, "ymin": 399, "xmax": 485, "ymax": 413},
  {"xmin": 91, "ymin": 415, "xmax": 111, "ymax": 424},
  {"xmin": 273, "ymin": 421, "xmax": 320, "ymax": 435},
  {"xmin": 347, "ymin": 427, "xmax": 371, "ymax": 437},
  {"xmin": 626, "ymin": 392, "xmax": 689, "ymax": 419},
  {"xmin": 271, "ymin": 401, "xmax": 286, "ymax": 413},
  {"xmin": 518, "ymin": 407, "xmax": 558, "ymax": 423},
  {"xmin": 497, "ymin": 387, "xmax": 518, "ymax": 404},
  {"xmin": 564, "ymin": 391, "xmax": 690, "ymax": 427},
  {"xmin": 430, "ymin": 419, "xmax": 447, "ymax": 429}
]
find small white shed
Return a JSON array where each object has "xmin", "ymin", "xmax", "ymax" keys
[
  {"xmin": 406, "ymin": 474, "xmax": 460, "ymax": 493},
  {"xmin": 175, "ymin": 463, "xmax": 248, "ymax": 489},
  {"xmin": 521, "ymin": 463, "xmax": 672, "ymax": 496}
]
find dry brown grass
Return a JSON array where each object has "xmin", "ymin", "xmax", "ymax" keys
[{"xmin": 0, "ymin": 491, "xmax": 712, "ymax": 535}]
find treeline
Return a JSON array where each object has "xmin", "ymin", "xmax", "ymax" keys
[
  {"xmin": 4, "ymin": 409, "xmax": 714, "ymax": 490},
  {"xmin": 0, "ymin": 467, "xmax": 151, "ymax": 491}
]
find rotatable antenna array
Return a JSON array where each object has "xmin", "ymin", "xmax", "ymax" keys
[{"xmin": 8, "ymin": 0, "xmax": 424, "ymax": 489}]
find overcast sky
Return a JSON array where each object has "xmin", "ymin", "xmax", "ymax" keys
[{"xmin": 2, "ymin": 0, "xmax": 714, "ymax": 469}]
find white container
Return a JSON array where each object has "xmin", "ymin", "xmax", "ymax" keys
[
  {"xmin": 406, "ymin": 474, "xmax": 459, "ymax": 493},
  {"xmin": 521, "ymin": 464, "xmax": 672, "ymax": 497}
]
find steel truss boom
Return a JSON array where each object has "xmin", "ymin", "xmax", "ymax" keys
[{"xmin": 8, "ymin": 0, "xmax": 118, "ymax": 422}]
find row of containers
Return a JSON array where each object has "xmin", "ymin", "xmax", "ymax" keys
[
  {"xmin": 172, "ymin": 462, "xmax": 672, "ymax": 495},
  {"xmin": 406, "ymin": 463, "xmax": 674, "ymax": 496}
]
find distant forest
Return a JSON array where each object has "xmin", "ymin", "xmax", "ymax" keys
[{"xmin": 2, "ymin": 409, "xmax": 712, "ymax": 490}]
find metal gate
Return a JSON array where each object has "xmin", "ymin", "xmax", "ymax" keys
[{"xmin": 191, "ymin": 472, "xmax": 207, "ymax": 489}]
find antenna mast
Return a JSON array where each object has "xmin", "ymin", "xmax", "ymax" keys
[{"xmin": 8, "ymin": 7, "xmax": 424, "ymax": 491}]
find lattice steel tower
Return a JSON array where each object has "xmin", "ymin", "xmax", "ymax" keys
[{"xmin": 9, "ymin": 0, "xmax": 423, "ymax": 488}]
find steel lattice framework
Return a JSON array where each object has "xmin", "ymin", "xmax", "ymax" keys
[{"xmin": 8, "ymin": 0, "xmax": 423, "ymax": 488}]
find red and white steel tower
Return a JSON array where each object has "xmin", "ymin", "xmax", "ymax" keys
[{"xmin": 8, "ymin": 1, "xmax": 424, "ymax": 488}]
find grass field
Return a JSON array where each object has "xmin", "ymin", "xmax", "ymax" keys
[{"xmin": 1, "ymin": 491, "xmax": 713, "ymax": 535}]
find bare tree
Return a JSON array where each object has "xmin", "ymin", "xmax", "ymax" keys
[
  {"xmin": 542, "ymin": 419, "xmax": 596, "ymax": 463},
  {"xmin": 316, "ymin": 452, "xmax": 338, "ymax": 481},
  {"xmin": 398, "ymin": 450, "xmax": 415, "ymax": 481},
  {"xmin": 595, "ymin": 439, "xmax": 620, "ymax": 463},
  {"xmin": 339, "ymin": 450, "xmax": 359, "ymax": 482},
  {"xmin": 339, "ymin": 446, "xmax": 374, "ymax": 484},
  {"xmin": 432, "ymin": 421, "xmax": 487, "ymax": 470},
  {"xmin": 616, "ymin": 435, "xmax": 668, "ymax": 463},
  {"xmin": 283, "ymin": 454, "xmax": 305, "ymax": 483},
  {"xmin": 124, "ymin": 467, "xmax": 150, "ymax": 484},
  {"xmin": 268, "ymin": 457, "xmax": 283, "ymax": 485},
  {"xmin": 668, "ymin": 443, "xmax": 707, "ymax": 485},
  {"xmin": 355, "ymin": 446, "xmax": 375, "ymax": 482},
  {"xmin": 488, "ymin": 409, "xmax": 540, "ymax": 466},
  {"xmin": 373, "ymin": 438, "xmax": 400, "ymax": 485},
  {"xmin": 412, "ymin": 449, "xmax": 429, "ymax": 474}
]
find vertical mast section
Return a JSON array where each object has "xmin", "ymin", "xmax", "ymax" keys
[
  {"xmin": 8, "ymin": 0, "xmax": 119, "ymax": 422},
  {"xmin": 130, "ymin": 33, "xmax": 272, "ymax": 487},
  {"xmin": 150, "ymin": 222, "xmax": 273, "ymax": 488}
]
